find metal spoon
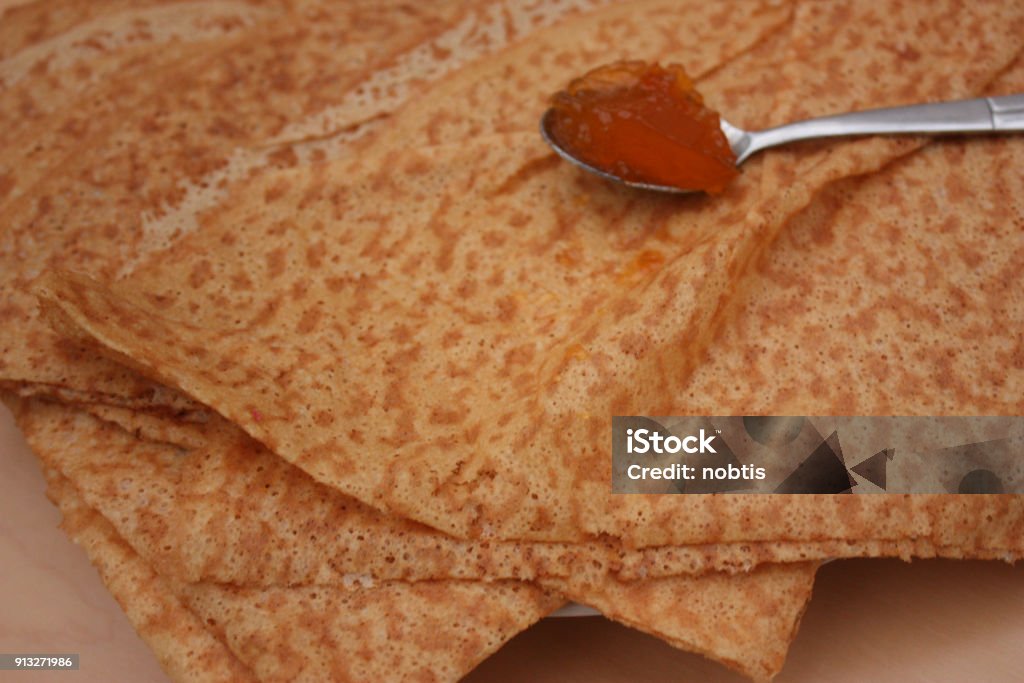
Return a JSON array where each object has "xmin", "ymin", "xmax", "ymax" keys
[{"xmin": 540, "ymin": 94, "xmax": 1024, "ymax": 193}]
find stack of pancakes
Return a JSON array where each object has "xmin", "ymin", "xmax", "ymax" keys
[{"xmin": 2, "ymin": 1, "xmax": 1023, "ymax": 680}]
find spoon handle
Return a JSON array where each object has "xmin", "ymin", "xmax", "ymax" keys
[{"xmin": 742, "ymin": 94, "xmax": 1024, "ymax": 162}]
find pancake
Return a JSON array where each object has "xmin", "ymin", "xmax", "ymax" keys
[
  {"xmin": 12, "ymin": 395, "xmax": 1021, "ymax": 590},
  {"xmin": 0, "ymin": 0, "xmax": 470, "ymax": 403},
  {"xmin": 44, "ymin": 468, "xmax": 259, "ymax": 683},
  {"xmin": 26, "ymin": 403, "xmax": 817, "ymax": 681},
  {"xmin": 1, "ymin": 0, "xmax": 615, "ymax": 408},
  {"xmin": 8, "ymin": 390, "xmax": 1000, "ymax": 680},
  {"xmin": 678, "ymin": 100, "xmax": 1024, "ymax": 417},
  {"xmin": 46, "ymin": 469, "xmax": 560, "ymax": 683},
  {"xmin": 2, "ymin": 0, "xmax": 793, "ymax": 422},
  {"xmin": 544, "ymin": 563, "xmax": 816, "ymax": 682},
  {"xmin": 32, "ymin": 0, "xmax": 1024, "ymax": 547},
  {"xmin": 2, "ymin": 4, "xmax": 826, "ymax": 679},
  {"xmin": 6, "ymin": 1, "xmax": 1024, "ymax": 680}
]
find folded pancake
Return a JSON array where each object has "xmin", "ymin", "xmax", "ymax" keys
[
  {"xmin": 44, "ymin": 469, "xmax": 258, "ymax": 683},
  {"xmin": 25, "ymin": 400, "xmax": 817, "ymax": 681},
  {"xmin": 12, "ymin": 394, "xmax": 1020, "ymax": 591},
  {"xmin": 13, "ymin": 396, "xmax": 596, "ymax": 584},
  {"xmin": 2, "ymin": 4, "xmax": 823, "ymax": 681},
  {"xmin": 45, "ymin": 469, "xmax": 560, "ymax": 683},
  {"xmin": 546, "ymin": 563, "xmax": 815, "ymax": 682},
  {"xmin": 2, "ymin": 0, "xmax": 618, "ymax": 408},
  {"xmin": 0, "ymin": 0, "xmax": 470, "ymax": 411},
  {"xmin": 2, "ymin": 0, "xmax": 795, "ymax": 430},
  {"xmin": 33, "ymin": 0, "xmax": 1024, "ymax": 548}
]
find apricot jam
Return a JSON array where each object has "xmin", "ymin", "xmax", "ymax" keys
[{"xmin": 547, "ymin": 61, "xmax": 738, "ymax": 193}]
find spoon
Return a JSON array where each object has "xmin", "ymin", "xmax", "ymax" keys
[{"xmin": 540, "ymin": 94, "xmax": 1024, "ymax": 193}]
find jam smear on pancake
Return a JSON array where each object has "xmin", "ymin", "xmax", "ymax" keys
[{"xmin": 547, "ymin": 61, "xmax": 738, "ymax": 192}]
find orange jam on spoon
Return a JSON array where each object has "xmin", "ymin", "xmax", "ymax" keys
[{"xmin": 547, "ymin": 61, "xmax": 739, "ymax": 193}]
